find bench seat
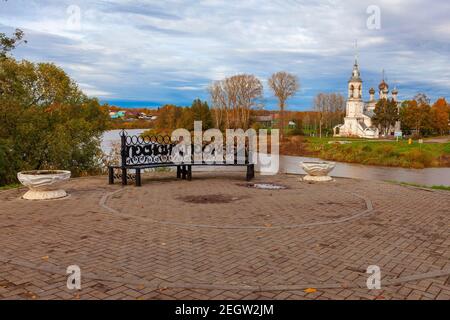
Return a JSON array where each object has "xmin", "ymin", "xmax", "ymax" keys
[{"xmin": 108, "ymin": 163, "xmax": 255, "ymax": 186}]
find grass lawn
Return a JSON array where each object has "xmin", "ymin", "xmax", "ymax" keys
[
  {"xmin": 301, "ymin": 137, "xmax": 450, "ymax": 169},
  {"xmin": 0, "ymin": 183, "xmax": 21, "ymax": 191}
]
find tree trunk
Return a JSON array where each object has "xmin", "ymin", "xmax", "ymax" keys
[
  {"xmin": 319, "ymin": 115, "xmax": 323, "ymax": 139},
  {"xmin": 279, "ymin": 101, "xmax": 285, "ymax": 140}
]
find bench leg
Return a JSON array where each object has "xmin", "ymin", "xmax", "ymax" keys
[
  {"xmin": 181, "ymin": 165, "xmax": 187, "ymax": 180},
  {"xmin": 246, "ymin": 164, "xmax": 254, "ymax": 181},
  {"xmin": 177, "ymin": 166, "xmax": 182, "ymax": 179},
  {"xmin": 187, "ymin": 165, "xmax": 192, "ymax": 181},
  {"xmin": 135, "ymin": 169, "xmax": 141, "ymax": 187},
  {"xmin": 121, "ymin": 168, "xmax": 127, "ymax": 186},
  {"xmin": 108, "ymin": 167, "xmax": 114, "ymax": 185}
]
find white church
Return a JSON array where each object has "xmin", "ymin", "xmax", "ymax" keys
[{"xmin": 334, "ymin": 58, "xmax": 401, "ymax": 139}]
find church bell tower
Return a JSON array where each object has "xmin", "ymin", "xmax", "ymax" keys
[{"xmin": 346, "ymin": 59, "xmax": 364, "ymax": 117}]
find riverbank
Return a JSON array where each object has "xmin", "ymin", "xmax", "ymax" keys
[{"xmin": 280, "ymin": 136, "xmax": 450, "ymax": 169}]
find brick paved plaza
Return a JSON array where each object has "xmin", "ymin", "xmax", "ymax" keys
[{"xmin": 0, "ymin": 172, "xmax": 449, "ymax": 300}]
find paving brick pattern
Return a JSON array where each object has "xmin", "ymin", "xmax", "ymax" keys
[{"xmin": 0, "ymin": 173, "xmax": 449, "ymax": 300}]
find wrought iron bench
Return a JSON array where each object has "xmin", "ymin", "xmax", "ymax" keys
[{"xmin": 108, "ymin": 130, "xmax": 255, "ymax": 186}]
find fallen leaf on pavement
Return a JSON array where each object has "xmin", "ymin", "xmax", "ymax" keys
[{"xmin": 304, "ymin": 288, "xmax": 317, "ymax": 293}]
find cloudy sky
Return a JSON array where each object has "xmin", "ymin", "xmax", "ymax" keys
[{"xmin": 1, "ymin": 0, "xmax": 449, "ymax": 109}]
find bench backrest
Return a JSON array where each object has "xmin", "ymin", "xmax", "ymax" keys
[
  {"xmin": 120, "ymin": 131, "xmax": 252, "ymax": 167},
  {"xmin": 122, "ymin": 133, "xmax": 175, "ymax": 166}
]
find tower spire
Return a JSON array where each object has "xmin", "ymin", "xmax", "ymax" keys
[{"xmin": 354, "ymin": 39, "xmax": 358, "ymax": 65}]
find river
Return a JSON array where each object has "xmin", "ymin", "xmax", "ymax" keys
[
  {"xmin": 275, "ymin": 155, "xmax": 450, "ymax": 187},
  {"xmin": 101, "ymin": 130, "xmax": 450, "ymax": 187},
  {"xmin": 101, "ymin": 129, "xmax": 145, "ymax": 155}
]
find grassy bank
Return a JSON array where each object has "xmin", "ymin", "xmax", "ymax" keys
[
  {"xmin": 280, "ymin": 136, "xmax": 450, "ymax": 169},
  {"xmin": 0, "ymin": 183, "xmax": 21, "ymax": 191},
  {"xmin": 389, "ymin": 181, "xmax": 450, "ymax": 191}
]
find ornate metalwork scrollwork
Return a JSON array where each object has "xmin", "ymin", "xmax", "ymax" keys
[
  {"xmin": 123, "ymin": 134, "xmax": 177, "ymax": 165},
  {"xmin": 120, "ymin": 132, "xmax": 252, "ymax": 166}
]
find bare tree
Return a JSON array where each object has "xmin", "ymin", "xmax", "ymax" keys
[
  {"xmin": 268, "ymin": 72, "xmax": 299, "ymax": 139},
  {"xmin": 314, "ymin": 93, "xmax": 328, "ymax": 138},
  {"xmin": 209, "ymin": 74, "xmax": 263, "ymax": 129},
  {"xmin": 313, "ymin": 92, "xmax": 345, "ymax": 138},
  {"xmin": 208, "ymin": 81, "xmax": 227, "ymax": 129},
  {"xmin": 327, "ymin": 93, "xmax": 345, "ymax": 130}
]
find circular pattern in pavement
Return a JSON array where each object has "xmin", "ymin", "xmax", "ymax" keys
[{"xmin": 101, "ymin": 178, "xmax": 374, "ymax": 229}]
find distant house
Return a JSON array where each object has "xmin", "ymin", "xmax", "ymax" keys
[
  {"xmin": 253, "ymin": 114, "xmax": 297, "ymax": 129},
  {"xmin": 137, "ymin": 113, "xmax": 150, "ymax": 120},
  {"xmin": 109, "ymin": 110, "xmax": 126, "ymax": 119},
  {"xmin": 253, "ymin": 115, "xmax": 274, "ymax": 127},
  {"xmin": 126, "ymin": 110, "xmax": 140, "ymax": 118},
  {"xmin": 137, "ymin": 112, "xmax": 158, "ymax": 121},
  {"xmin": 109, "ymin": 112, "xmax": 118, "ymax": 119}
]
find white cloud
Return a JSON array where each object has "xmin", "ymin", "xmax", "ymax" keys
[{"xmin": 78, "ymin": 83, "xmax": 113, "ymax": 97}]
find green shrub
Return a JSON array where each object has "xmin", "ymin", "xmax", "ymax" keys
[
  {"xmin": 287, "ymin": 127, "xmax": 304, "ymax": 136},
  {"xmin": 0, "ymin": 140, "xmax": 16, "ymax": 184},
  {"xmin": 0, "ymin": 58, "xmax": 109, "ymax": 186}
]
